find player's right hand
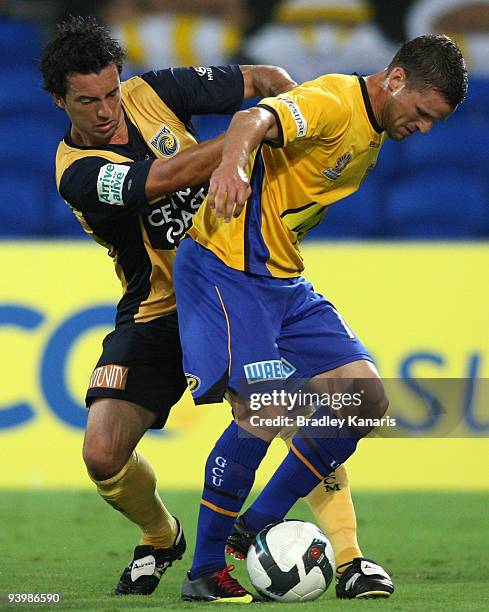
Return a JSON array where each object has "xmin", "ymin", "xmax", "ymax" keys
[{"xmin": 207, "ymin": 163, "xmax": 251, "ymax": 222}]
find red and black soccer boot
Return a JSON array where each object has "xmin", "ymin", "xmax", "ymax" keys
[{"xmin": 181, "ymin": 564, "xmax": 255, "ymax": 603}]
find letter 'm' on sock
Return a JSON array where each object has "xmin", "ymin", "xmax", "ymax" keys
[{"xmin": 243, "ymin": 408, "xmax": 361, "ymax": 533}]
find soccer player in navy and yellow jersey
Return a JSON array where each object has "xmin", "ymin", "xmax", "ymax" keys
[
  {"xmin": 40, "ymin": 15, "xmax": 298, "ymax": 599},
  {"xmin": 174, "ymin": 35, "xmax": 467, "ymax": 601}
]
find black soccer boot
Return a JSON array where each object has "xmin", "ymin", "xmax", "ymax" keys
[
  {"xmin": 115, "ymin": 518, "xmax": 186, "ymax": 595},
  {"xmin": 225, "ymin": 515, "xmax": 259, "ymax": 561},
  {"xmin": 336, "ymin": 557, "xmax": 394, "ymax": 599},
  {"xmin": 181, "ymin": 564, "xmax": 254, "ymax": 603}
]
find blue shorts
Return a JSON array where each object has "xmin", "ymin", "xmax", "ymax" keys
[{"xmin": 174, "ymin": 238, "xmax": 372, "ymax": 404}]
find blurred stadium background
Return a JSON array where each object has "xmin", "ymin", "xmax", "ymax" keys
[{"xmin": 1, "ymin": 0, "xmax": 488, "ymax": 607}]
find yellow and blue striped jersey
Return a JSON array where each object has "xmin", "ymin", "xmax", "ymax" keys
[{"xmin": 188, "ymin": 74, "xmax": 386, "ymax": 277}]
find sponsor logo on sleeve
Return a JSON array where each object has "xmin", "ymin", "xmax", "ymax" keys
[
  {"xmin": 280, "ymin": 98, "xmax": 307, "ymax": 138},
  {"xmin": 150, "ymin": 125, "xmax": 180, "ymax": 157},
  {"xmin": 89, "ymin": 364, "xmax": 129, "ymax": 390},
  {"xmin": 194, "ymin": 66, "xmax": 214, "ymax": 80},
  {"xmin": 96, "ymin": 163, "xmax": 130, "ymax": 205}
]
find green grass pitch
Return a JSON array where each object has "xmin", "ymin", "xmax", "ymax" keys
[{"xmin": 1, "ymin": 490, "xmax": 488, "ymax": 610}]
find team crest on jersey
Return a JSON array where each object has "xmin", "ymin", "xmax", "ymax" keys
[
  {"xmin": 150, "ymin": 125, "xmax": 180, "ymax": 157},
  {"xmin": 323, "ymin": 152, "xmax": 353, "ymax": 181},
  {"xmin": 185, "ymin": 373, "xmax": 201, "ymax": 393}
]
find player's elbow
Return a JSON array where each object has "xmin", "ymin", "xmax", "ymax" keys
[
  {"xmin": 233, "ymin": 107, "xmax": 278, "ymax": 143},
  {"xmin": 238, "ymin": 106, "xmax": 273, "ymax": 127},
  {"xmin": 242, "ymin": 65, "xmax": 297, "ymax": 98}
]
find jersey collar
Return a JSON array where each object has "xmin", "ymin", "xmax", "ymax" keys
[{"xmin": 356, "ymin": 75, "xmax": 383, "ymax": 134}]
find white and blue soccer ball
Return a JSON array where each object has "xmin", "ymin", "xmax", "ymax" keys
[{"xmin": 246, "ymin": 520, "xmax": 335, "ymax": 602}]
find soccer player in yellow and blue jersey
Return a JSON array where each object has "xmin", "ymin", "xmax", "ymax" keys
[{"xmin": 174, "ymin": 34, "xmax": 467, "ymax": 602}]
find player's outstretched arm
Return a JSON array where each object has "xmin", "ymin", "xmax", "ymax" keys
[
  {"xmin": 240, "ymin": 65, "xmax": 297, "ymax": 99},
  {"xmin": 145, "ymin": 134, "xmax": 224, "ymax": 201},
  {"xmin": 208, "ymin": 107, "xmax": 279, "ymax": 221},
  {"xmin": 145, "ymin": 66, "xmax": 293, "ymax": 204}
]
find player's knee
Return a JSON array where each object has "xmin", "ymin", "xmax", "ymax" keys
[
  {"xmin": 371, "ymin": 389, "xmax": 389, "ymax": 419},
  {"xmin": 82, "ymin": 440, "xmax": 128, "ymax": 481},
  {"xmin": 347, "ymin": 377, "xmax": 389, "ymax": 436},
  {"xmin": 360, "ymin": 379, "xmax": 389, "ymax": 420}
]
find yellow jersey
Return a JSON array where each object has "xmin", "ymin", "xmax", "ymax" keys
[{"xmin": 189, "ymin": 74, "xmax": 386, "ymax": 277}]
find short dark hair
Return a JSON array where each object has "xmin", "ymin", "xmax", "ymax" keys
[
  {"xmin": 387, "ymin": 34, "xmax": 468, "ymax": 108},
  {"xmin": 40, "ymin": 15, "xmax": 126, "ymax": 98}
]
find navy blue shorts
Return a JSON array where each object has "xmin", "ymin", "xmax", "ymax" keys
[
  {"xmin": 85, "ymin": 314, "xmax": 187, "ymax": 429},
  {"xmin": 174, "ymin": 238, "xmax": 372, "ymax": 404}
]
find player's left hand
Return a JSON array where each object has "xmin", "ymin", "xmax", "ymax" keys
[{"xmin": 208, "ymin": 163, "xmax": 251, "ymax": 222}]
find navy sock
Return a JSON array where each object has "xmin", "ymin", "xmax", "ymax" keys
[
  {"xmin": 190, "ymin": 421, "xmax": 269, "ymax": 579},
  {"xmin": 243, "ymin": 408, "xmax": 361, "ymax": 532}
]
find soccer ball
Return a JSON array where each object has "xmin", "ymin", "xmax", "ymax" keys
[{"xmin": 246, "ymin": 520, "xmax": 335, "ymax": 602}]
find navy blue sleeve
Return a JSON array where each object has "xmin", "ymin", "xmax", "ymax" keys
[
  {"xmin": 58, "ymin": 156, "xmax": 153, "ymax": 217},
  {"xmin": 141, "ymin": 65, "xmax": 244, "ymax": 124}
]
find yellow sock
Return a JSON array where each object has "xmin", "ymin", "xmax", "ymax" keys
[
  {"xmin": 304, "ymin": 464, "xmax": 362, "ymax": 573},
  {"xmin": 280, "ymin": 435, "xmax": 361, "ymax": 574},
  {"xmin": 92, "ymin": 451, "xmax": 178, "ymax": 548}
]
